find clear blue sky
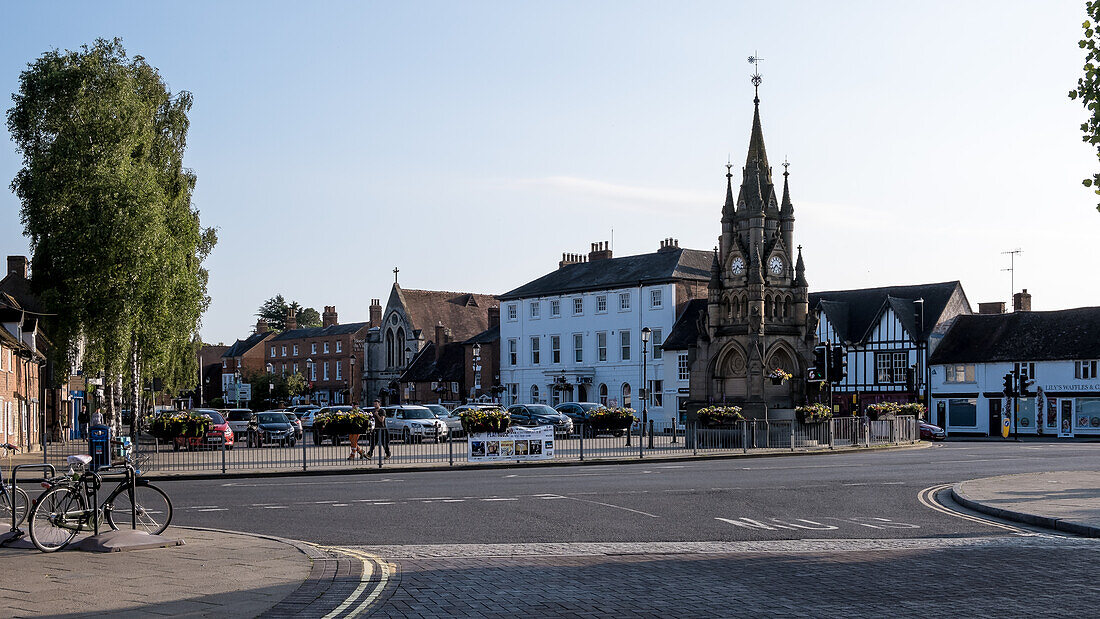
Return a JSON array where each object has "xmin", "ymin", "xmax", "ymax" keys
[{"xmin": 2, "ymin": 1, "xmax": 1097, "ymax": 344}]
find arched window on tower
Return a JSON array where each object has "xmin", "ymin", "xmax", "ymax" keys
[
  {"xmin": 396, "ymin": 327, "xmax": 406, "ymax": 366},
  {"xmin": 531, "ymin": 384, "xmax": 540, "ymax": 403},
  {"xmin": 599, "ymin": 383, "xmax": 608, "ymax": 406},
  {"xmin": 621, "ymin": 383, "xmax": 632, "ymax": 409},
  {"xmin": 386, "ymin": 330, "xmax": 395, "ymax": 367},
  {"xmin": 764, "ymin": 295, "xmax": 773, "ymax": 318}
]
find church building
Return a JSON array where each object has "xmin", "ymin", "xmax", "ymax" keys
[{"xmin": 665, "ymin": 86, "xmax": 815, "ymax": 420}]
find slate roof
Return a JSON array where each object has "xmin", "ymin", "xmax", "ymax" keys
[
  {"xmin": 499, "ymin": 248, "xmax": 712, "ymax": 301},
  {"xmin": 270, "ymin": 322, "xmax": 370, "ymax": 341},
  {"xmin": 929, "ymin": 307, "xmax": 1100, "ymax": 364},
  {"xmin": 0, "ymin": 269, "xmax": 43, "ymax": 314},
  {"xmin": 662, "ymin": 299, "xmax": 708, "ymax": 351},
  {"xmin": 221, "ymin": 331, "xmax": 272, "ymax": 358},
  {"xmin": 399, "ymin": 341, "xmax": 466, "ymax": 383},
  {"xmin": 464, "ymin": 324, "xmax": 500, "ymax": 345},
  {"xmin": 389, "ymin": 287, "xmax": 498, "ymax": 343},
  {"xmin": 810, "ymin": 281, "xmax": 965, "ymax": 344}
]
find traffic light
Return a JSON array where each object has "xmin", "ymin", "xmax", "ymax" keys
[
  {"xmin": 830, "ymin": 345, "xmax": 847, "ymax": 382},
  {"xmin": 1018, "ymin": 374, "xmax": 1034, "ymax": 398},
  {"xmin": 811, "ymin": 345, "xmax": 829, "ymax": 382},
  {"xmin": 1002, "ymin": 373, "xmax": 1015, "ymax": 398}
]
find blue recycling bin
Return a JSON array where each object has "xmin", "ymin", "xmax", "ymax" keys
[{"xmin": 88, "ymin": 424, "xmax": 111, "ymax": 471}]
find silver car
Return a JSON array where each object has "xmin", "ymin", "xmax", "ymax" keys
[{"xmin": 383, "ymin": 405, "xmax": 449, "ymax": 443}]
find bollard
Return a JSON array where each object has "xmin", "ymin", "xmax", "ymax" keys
[
  {"xmin": 828, "ymin": 419, "xmax": 834, "ymax": 450},
  {"xmin": 648, "ymin": 420, "xmax": 655, "ymax": 449}
]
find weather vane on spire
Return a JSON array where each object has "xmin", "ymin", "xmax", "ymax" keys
[
  {"xmin": 782, "ymin": 157, "xmax": 790, "ymax": 177},
  {"xmin": 747, "ymin": 51, "xmax": 763, "ymax": 98}
]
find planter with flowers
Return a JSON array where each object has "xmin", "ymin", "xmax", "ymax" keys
[
  {"xmin": 768, "ymin": 368, "xmax": 792, "ymax": 385},
  {"xmin": 149, "ymin": 411, "xmax": 212, "ymax": 442},
  {"xmin": 459, "ymin": 407, "xmax": 511, "ymax": 434},
  {"xmin": 586, "ymin": 407, "xmax": 637, "ymax": 434},
  {"xmin": 314, "ymin": 408, "xmax": 373, "ymax": 435},
  {"xmin": 696, "ymin": 405, "xmax": 745, "ymax": 428},
  {"xmin": 865, "ymin": 402, "xmax": 901, "ymax": 421},
  {"xmin": 795, "ymin": 403, "xmax": 833, "ymax": 425}
]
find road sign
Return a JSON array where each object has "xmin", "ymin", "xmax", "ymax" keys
[{"xmin": 236, "ymin": 383, "xmax": 252, "ymax": 402}]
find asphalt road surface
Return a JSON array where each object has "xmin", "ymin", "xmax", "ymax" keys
[{"xmin": 163, "ymin": 442, "xmax": 1100, "ymax": 617}]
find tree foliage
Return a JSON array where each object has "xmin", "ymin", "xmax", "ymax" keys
[
  {"xmin": 7, "ymin": 38, "xmax": 216, "ymax": 416},
  {"xmin": 1070, "ymin": 2, "xmax": 1100, "ymax": 213},
  {"xmin": 256, "ymin": 295, "xmax": 321, "ymax": 330}
]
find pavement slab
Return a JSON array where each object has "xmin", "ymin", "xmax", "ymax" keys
[{"xmin": 953, "ymin": 471, "xmax": 1100, "ymax": 536}]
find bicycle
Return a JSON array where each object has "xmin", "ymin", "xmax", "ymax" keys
[
  {"xmin": 1, "ymin": 443, "xmax": 30, "ymax": 528},
  {"xmin": 27, "ymin": 454, "xmax": 173, "ymax": 552}
]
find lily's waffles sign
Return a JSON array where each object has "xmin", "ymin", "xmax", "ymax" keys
[{"xmin": 468, "ymin": 426, "xmax": 555, "ymax": 462}]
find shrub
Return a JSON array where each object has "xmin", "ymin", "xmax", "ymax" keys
[
  {"xmin": 795, "ymin": 403, "xmax": 833, "ymax": 424},
  {"xmin": 697, "ymin": 406, "xmax": 745, "ymax": 427}
]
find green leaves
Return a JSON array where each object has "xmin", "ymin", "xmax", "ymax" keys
[
  {"xmin": 7, "ymin": 38, "xmax": 215, "ymax": 396},
  {"xmin": 1075, "ymin": 2, "xmax": 1100, "ymax": 214}
]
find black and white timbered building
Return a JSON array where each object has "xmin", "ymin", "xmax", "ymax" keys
[{"xmin": 810, "ymin": 281, "xmax": 972, "ymax": 414}]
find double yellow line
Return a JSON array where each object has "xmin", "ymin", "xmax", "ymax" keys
[{"xmin": 310, "ymin": 544, "xmax": 392, "ymax": 618}]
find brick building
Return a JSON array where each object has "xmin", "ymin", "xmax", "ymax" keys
[
  {"xmin": 0, "ymin": 292, "xmax": 47, "ymax": 451},
  {"xmin": 220, "ymin": 323, "xmax": 276, "ymax": 401},
  {"xmin": 265, "ymin": 306, "xmax": 369, "ymax": 405}
]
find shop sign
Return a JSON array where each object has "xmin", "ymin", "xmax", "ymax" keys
[{"xmin": 468, "ymin": 425, "xmax": 554, "ymax": 462}]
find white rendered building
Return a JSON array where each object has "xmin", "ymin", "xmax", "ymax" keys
[{"xmin": 498, "ymin": 240, "xmax": 709, "ymax": 426}]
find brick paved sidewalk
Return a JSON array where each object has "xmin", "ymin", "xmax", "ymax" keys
[
  {"xmin": 0, "ymin": 528, "xmax": 310, "ymax": 617},
  {"xmin": 953, "ymin": 471, "xmax": 1100, "ymax": 537}
]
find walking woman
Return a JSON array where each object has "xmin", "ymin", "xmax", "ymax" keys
[{"xmin": 348, "ymin": 408, "xmax": 366, "ymax": 460}]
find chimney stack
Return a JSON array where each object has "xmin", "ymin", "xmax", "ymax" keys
[
  {"xmin": 322, "ymin": 305, "xmax": 339, "ymax": 327},
  {"xmin": 657, "ymin": 238, "xmax": 680, "ymax": 253},
  {"xmin": 285, "ymin": 307, "xmax": 297, "ymax": 330},
  {"xmin": 434, "ymin": 321, "xmax": 452, "ymax": 346},
  {"xmin": 559, "ymin": 252, "xmax": 588, "ymax": 269},
  {"xmin": 369, "ymin": 299, "xmax": 382, "ymax": 328},
  {"xmin": 1012, "ymin": 289, "xmax": 1032, "ymax": 312},
  {"xmin": 588, "ymin": 241, "xmax": 612, "ymax": 261},
  {"xmin": 977, "ymin": 302, "xmax": 1006, "ymax": 315},
  {"xmin": 7, "ymin": 256, "xmax": 28, "ymax": 280},
  {"xmin": 256, "ymin": 318, "xmax": 271, "ymax": 333},
  {"xmin": 488, "ymin": 306, "xmax": 500, "ymax": 330}
]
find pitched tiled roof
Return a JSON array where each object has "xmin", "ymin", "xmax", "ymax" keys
[
  {"xmin": 399, "ymin": 341, "xmax": 466, "ymax": 383},
  {"xmin": 499, "ymin": 248, "xmax": 712, "ymax": 301},
  {"xmin": 661, "ymin": 299, "xmax": 708, "ymax": 351},
  {"xmin": 464, "ymin": 324, "xmax": 499, "ymax": 345},
  {"xmin": 929, "ymin": 307, "xmax": 1100, "ymax": 364},
  {"xmin": 809, "ymin": 281, "xmax": 966, "ymax": 344},
  {"xmin": 0, "ymin": 271, "xmax": 42, "ymax": 314},
  {"xmin": 222, "ymin": 331, "xmax": 272, "ymax": 358},
  {"xmin": 390, "ymin": 286, "xmax": 498, "ymax": 343},
  {"xmin": 270, "ymin": 322, "xmax": 370, "ymax": 341}
]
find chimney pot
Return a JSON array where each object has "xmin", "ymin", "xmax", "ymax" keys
[
  {"xmin": 6, "ymin": 256, "xmax": 28, "ymax": 280},
  {"xmin": 1012, "ymin": 289, "xmax": 1032, "ymax": 312},
  {"xmin": 978, "ymin": 302, "xmax": 1006, "ymax": 315}
]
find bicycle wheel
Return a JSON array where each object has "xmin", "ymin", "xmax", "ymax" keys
[
  {"xmin": 106, "ymin": 483, "xmax": 173, "ymax": 535},
  {"xmin": 29, "ymin": 485, "xmax": 87, "ymax": 552},
  {"xmin": 0, "ymin": 485, "xmax": 30, "ymax": 527}
]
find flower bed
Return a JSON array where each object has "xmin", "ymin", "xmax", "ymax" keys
[
  {"xmin": 697, "ymin": 405, "xmax": 744, "ymax": 427},
  {"xmin": 795, "ymin": 403, "xmax": 833, "ymax": 424},
  {"xmin": 459, "ymin": 408, "xmax": 511, "ymax": 434},
  {"xmin": 314, "ymin": 408, "xmax": 373, "ymax": 434},
  {"xmin": 586, "ymin": 407, "xmax": 636, "ymax": 431},
  {"xmin": 149, "ymin": 411, "xmax": 212, "ymax": 441}
]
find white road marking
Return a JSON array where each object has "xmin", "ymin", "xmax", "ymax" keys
[
  {"xmin": 551, "ymin": 494, "xmax": 659, "ymax": 518},
  {"xmin": 372, "ymin": 502, "xmax": 394, "ymax": 505},
  {"xmin": 220, "ymin": 478, "xmax": 403, "ymax": 487},
  {"xmin": 481, "ymin": 498, "xmax": 518, "ymax": 502},
  {"xmin": 441, "ymin": 499, "xmax": 465, "ymax": 502},
  {"xmin": 263, "ymin": 505, "xmax": 288, "ymax": 509},
  {"xmin": 916, "ymin": 484, "xmax": 1039, "ymax": 536},
  {"xmin": 196, "ymin": 508, "xmax": 227, "ymax": 512},
  {"xmin": 332, "ymin": 504, "xmax": 349, "ymax": 507}
]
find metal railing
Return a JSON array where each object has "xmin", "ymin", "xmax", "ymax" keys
[{"xmin": 42, "ymin": 416, "xmax": 921, "ymax": 474}]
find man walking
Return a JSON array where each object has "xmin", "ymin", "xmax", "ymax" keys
[{"xmin": 366, "ymin": 399, "xmax": 391, "ymax": 459}]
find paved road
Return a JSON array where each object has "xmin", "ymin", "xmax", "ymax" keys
[{"xmin": 158, "ymin": 442, "xmax": 1100, "ymax": 617}]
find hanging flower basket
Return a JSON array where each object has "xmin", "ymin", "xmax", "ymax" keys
[
  {"xmin": 586, "ymin": 407, "xmax": 637, "ymax": 432},
  {"xmin": 795, "ymin": 403, "xmax": 833, "ymax": 424},
  {"xmin": 314, "ymin": 408, "xmax": 373, "ymax": 434},
  {"xmin": 459, "ymin": 408, "xmax": 511, "ymax": 434},
  {"xmin": 149, "ymin": 411, "xmax": 212, "ymax": 441},
  {"xmin": 697, "ymin": 405, "xmax": 745, "ymax": 427}
]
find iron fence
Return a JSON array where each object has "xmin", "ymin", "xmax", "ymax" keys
[{"xmin": 41, "ymin": 416, "xmax": 921, "ymax": 474}]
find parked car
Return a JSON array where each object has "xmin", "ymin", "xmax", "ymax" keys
[
  {"xmin": 253, "ymin": 411, "xmax": 297, "ymax": 447},
  {"xmin": 276, "ymin": 411, "xmax": 303, "ymax": 440},
  {"xmin": 555, "ymin": 402, "xmax": 603, "ymax": 436},
  {"xmin": 311, "ymin": 405, "xmax": 365, "ymax": 445},
  {"xmin": 288, "ymin": 405, "xmax": 321, "ymax": 430},
  {"xmin": 448, "ymin": 404, "xmax": 503, "ymax": 437},
  {"xmin": 383, "ymin": 405, "xmax": 449, "ymax": 443},
  {"xmin": 508, "ymin": 404, "xmax": 574, "ymax": 435},
  {"xmin": 424, "ymin": 404, "xmax": 449, "ymax": 418},
  {"xmin": 919, "ymin": 421, "xmax": 946, "ymax": 441},
  {"xmin": 173, "ymin": 409, "xmax": 235, "ymax": 450},
  {"xmin": 225, "ymin": 409, "xmax": 255, "ymax": 439}
]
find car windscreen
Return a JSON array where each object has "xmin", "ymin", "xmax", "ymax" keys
[
  {"xmin": 199, "ymin": 411, "xmax": 226, "ymax": 424},
  {"xmin": 227, "ymin": 411, "xmax": 252, "ymax": 421},
  {"xmin": 257, "ymin": 413, "xmax": 288, "ymax": 424},
  {"xmin": 527, "ymin": 405, "xmax": 559, "ymax": 417},
  {"xmin": 403, "ymin": 409, "xmax": 435, "ymax": 420}
]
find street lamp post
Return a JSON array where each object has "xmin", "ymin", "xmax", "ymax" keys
[
  {"xmin": 349, "ymin": 355, "xmax": 356, "ymax": 405},
  {"xmin": 641, "ymin": 327, "xmax": 651, "ymax": 449},
  {"xmin": 472, "ymin": 343, "xmax": 482, "ymax": 401},
  {"xmin": 305, "ymin": 358, "xmax": 313, "ymax": 404},
  {"xmin": 234, "ymin": 370, "xmax": 241, "ymax": 409}
]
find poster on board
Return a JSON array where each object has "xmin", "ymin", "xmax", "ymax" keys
[{"xmin": 468, "ymin": 425, "xmax": 555, "ymax": 462}]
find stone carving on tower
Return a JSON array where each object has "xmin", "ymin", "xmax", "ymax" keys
[{"xmin": 686, "ymin": 80, "xmax": 815, "ymax": 419}]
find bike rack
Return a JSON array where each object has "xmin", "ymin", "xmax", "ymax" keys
[
  {"xmin": 1, "ymin": 463, "xmax": 57, "ymax": 546},
  {"xmin": 92, "ymin": 463, "xmax": 138, "ymax": 533}
]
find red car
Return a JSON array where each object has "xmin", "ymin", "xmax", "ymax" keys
[
  {"xmin": 174, "ymin": 409, "xmax": 235, "ymax": 450},
  {"xmin": 919, "ymin": 421, "xmax": 946, "ymax": 441}
]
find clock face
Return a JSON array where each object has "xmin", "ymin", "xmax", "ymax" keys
[
  {"xmin": 730, "ymin": 256, "xmax": 745, "ymax": 275},
  {"xmin": 768, "ymin": 256, "xmax": 784, "ymax": 275}
]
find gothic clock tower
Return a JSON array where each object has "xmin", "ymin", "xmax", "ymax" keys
[{"xmin": 686, "ymin": 83, "xmax": 815, "ymax": 419}]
